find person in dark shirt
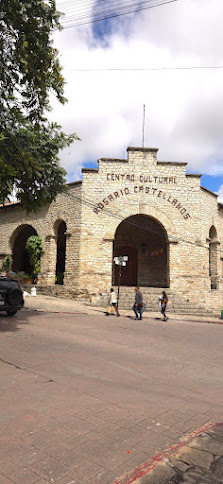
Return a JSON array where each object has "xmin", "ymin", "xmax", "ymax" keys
[
  {"xmin": 133, "ymin": 286, "xmax": 143, "ymax": 320},
  {"xmin": 160, "ymin": 291, "xmax": 169, "ymax": 321}
]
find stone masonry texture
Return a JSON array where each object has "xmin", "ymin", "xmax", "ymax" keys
[{"xmin": 0, "ymin": 147, "xmax": 223, "ymax": 312}]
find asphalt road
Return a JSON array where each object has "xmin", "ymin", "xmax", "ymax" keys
[{"xmin": 0, "ymin": 308, "xmax": 223, "ymax": 484}]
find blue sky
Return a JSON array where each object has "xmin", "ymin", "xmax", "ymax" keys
[{"xmin": 200, "ymin": 174, "xmax": 222, "ymax": 194}]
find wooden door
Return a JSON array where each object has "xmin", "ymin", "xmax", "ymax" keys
[{"xmin": 114, "ymin": 246, "xmax": 138, "ymax": 286}]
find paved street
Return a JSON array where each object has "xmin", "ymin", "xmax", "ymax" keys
[{"xmin": 0, "ymin": 305, "xmax": 223, "ymax": 484}]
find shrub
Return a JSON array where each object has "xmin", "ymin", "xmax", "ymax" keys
[
  {"xmin": 25, "ymin": 236, "xmax": 43, "ymax": 282},
  {"xmin": 1, "ymin": 255, "xmax": 12, "ymax": 273}
]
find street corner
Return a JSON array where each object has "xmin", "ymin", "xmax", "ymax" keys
[{"xmin": 112, "ymin": 421, "xmax": 223, "ymax": 484}]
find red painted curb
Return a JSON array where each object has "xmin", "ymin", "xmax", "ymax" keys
[{"xmin": 112, "ymin": 421, "xmax": 216, "ymax": 484}]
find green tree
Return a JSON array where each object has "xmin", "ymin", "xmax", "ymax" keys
[
  {"xmin": 0, "ymin": 0, "xmax": 79, "ymax": 211},
  {"xmin": 1, "ymin": 255, "xmax": 13, "ymax": 273},
  {"xmin": 25, "ymin": 235, "xmax": 43, "ymax": 282},
  {"xmin": 0, "ymin": 0, "xmax": 65, "ymax": 122},
  {"xmin": 0, "ymin": 122, "xmax": 76, "ymax": 212}
]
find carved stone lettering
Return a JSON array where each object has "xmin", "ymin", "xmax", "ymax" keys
[
  {"xmin": 107, "ymin": 173, "xmax": 176, "ymax": 184},
  {"xmin": 94, "ymin": 186, "xmax": 190, "ymax": 220}
]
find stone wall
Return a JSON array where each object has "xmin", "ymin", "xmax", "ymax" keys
[
  {"xmin": 0, "ymin": 147, "xmax": 222, "ymax": 313},
  {"xmin": 79, "ymin": 147, "xmax": 223, "ymax": 310},
  {"xmin": 0, "ymin": 182, "xmax": 82, "ymax": 289}
]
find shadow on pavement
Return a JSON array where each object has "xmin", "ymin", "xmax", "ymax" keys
[{"xmin": 0, "ymin": 308, "xmax": 36, "ymax": 333}]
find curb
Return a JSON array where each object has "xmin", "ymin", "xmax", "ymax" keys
[
  {"xmin": 112, "ymin": 421, "xmax": 216, "ymax": 484},
  {"xmin": 23, "ymin": 306, "xmax": 223, "ymax": 325}
]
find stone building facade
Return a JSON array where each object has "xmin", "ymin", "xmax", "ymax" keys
[{"xmin": 0, "ymin": 147, "xmax": 223, "ymax": 313}]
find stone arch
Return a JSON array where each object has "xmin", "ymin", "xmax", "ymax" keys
[
  {"xmin": 209, "ymin": 225, "xmax": 218, "ymax": 289},
  {"xmin": 11, "ymin": 224, "xmax": 37, "ymax": 273},
  {"xmin": 113, "ymin": 214, "xmax": 169, "ymax": 287},
  {"xmin": 54, "ymin": 220, "xmax": 67, "ymax": 285},
  {"xmin": 109, "ymin": 204, "xmax": 174, "ymax": 242},
  {"xmin": 53, "ymin": 218, "xmax": 64, "ymax": 236},
  {"xmin": 209, "ymin": 225, "xmax": 217, "ymax": 241}
]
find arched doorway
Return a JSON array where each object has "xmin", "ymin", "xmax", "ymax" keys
[
  {"xmin": 12, "ymin": 225, "xmax": 37, "ymax": 273},
  {"xmin": 55, "ymin": 221, "xmax": 67, "ymax": 285},
  {"xmin": 209, "ymin": 226, "xmax": 218, "ymax": 289},
  {"xmin": 113, "ymin": 215, "xmax": 168, "ymax": 287}
]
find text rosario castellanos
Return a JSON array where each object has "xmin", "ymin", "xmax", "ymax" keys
[{"xmin": 93, "ymin": 173, "xmax": 190, "ymax": 220}]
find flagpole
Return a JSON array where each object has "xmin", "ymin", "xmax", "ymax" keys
[{"xmin": 142, "ymin": 104, "xmax": 145, "ymax": 147}]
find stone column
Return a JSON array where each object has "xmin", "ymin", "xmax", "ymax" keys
[
  {"xmin": 209, "ymin": 240, "xmax": 220, "ymax": 289},
  {"xmin": 102, "ymin": 237, "xmax": 114, "ymax": 288},
  {"xmin": 88, "ymin": 237, "xmax": 114, "ymax": 306},
  {"xmin": 78, "ymin": 231, "xmax": 114, "ymax": 296},
  {"xmin": 167, "ymin": 238, "xmax": 178, "ymax": 288},
  {"xmin": 62, "ymin": 232, "xmax": 73, "ymax": 288},
  {"xmin": 38, "ymin": 235, "xmax": 57, "ymax": 286}
]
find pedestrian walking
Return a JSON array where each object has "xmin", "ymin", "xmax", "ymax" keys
[
  {"xmin": 106, "ymin": 288, "xmax": 120, "ymax": 317},
  {"xmin": 159, "ymin": 291, "xmax": 169, "ymax": 321},
  {"xmin": 133, "ymin": 286, "xmax": 143, "ymax": 320}
]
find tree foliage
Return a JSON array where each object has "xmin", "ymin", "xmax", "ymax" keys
[
  {"xmin": 1, "ymin": 255, "xmax": 13, "ymax": 273},
  {"xmin": 25, "ymin": 235, "xmax": 43, "ymax": 280},
  {"xmin": 0, "ymin": 122, "xmax": 76, "ymax": 212},
  {"xmin": 0, "ymin": 0, "xmax": 79, "ymax": 211},
  {"xmin": 0, "ymin": 0, "xmax": 65, "ymax": 122}
]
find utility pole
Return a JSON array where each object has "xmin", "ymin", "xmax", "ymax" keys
[{"xmin": 113, "ymin": 255, "xmax": 128, "ymax": 309}]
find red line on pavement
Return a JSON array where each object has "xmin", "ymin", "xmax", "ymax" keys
[
  {"xmin": 25, "ymin": 308, "xmax": 86, "ymax": 315},
  {"xmin": 44, "ymin": 311, "xmax": 85, "ymax": 315},
  {"xmin": 112, "ymin": 421, "xmax": 216, "ymax": 484}
]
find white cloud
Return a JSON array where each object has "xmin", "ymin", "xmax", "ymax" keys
[
  {"xmin": 218, "ymin": 185, "xmax": 223, "ymax": 203},
  {"xmin": 52, "ymin": 0, "xmax": 223, "ymax": 180}
]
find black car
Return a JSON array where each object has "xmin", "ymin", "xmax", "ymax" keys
[{"xmin": 0, "ymin": 277, "xmax": 24, "ymax": 316}]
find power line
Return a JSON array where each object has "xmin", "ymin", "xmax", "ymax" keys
[
  {"xmin": 58, "ymin": 0, "xmax": 177, "ymax": 18},
  {"xmin": 62, "ymin": 189, "xmax": 223, "ymax": 257},
  {"xmin": 63, "ymin": 65, "xmax": 223, "ymax": 72},
  {"xmin": 58, "ymin": 0, "xmax": 154, "ymax": 16},
  {"xmin": 56, "ymin": 0, "xmax": 223, "ymax": 74},
  {"xmin": 56, "ymin": 0, "xmax": 179, "ymax": 29},
  {"xmin": 59, "ymin": 0, "xmax": 176, "ymax": 21},
  {"xmin": 4, "ymin": 161, "xmax": 221, "ymax": 256},
  {"xmin": 5, "ymin": 183, "xmax": 222, "ymax": 256}
]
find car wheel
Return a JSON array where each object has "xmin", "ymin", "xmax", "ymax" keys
[
  {"xmin": 7, "ymin": 288, "xmax": 23, "ymax": 306},
  {"xmin": 6, "ymin": 309, "xmax": 17, "ymax": 316}
]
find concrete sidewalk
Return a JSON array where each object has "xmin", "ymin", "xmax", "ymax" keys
[
  {"xmin": 24, "ymin": 293, "xmax": 223, "ymax": 325},
  {"xmin": 114, "ymin": 422, "xmax": 223, "ymax": 484}
]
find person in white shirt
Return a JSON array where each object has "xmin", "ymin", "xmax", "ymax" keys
[{"xmin": 109, "ymin": 288, "xmax": 120, "ymax": 317}]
